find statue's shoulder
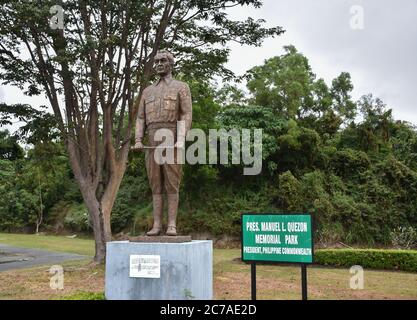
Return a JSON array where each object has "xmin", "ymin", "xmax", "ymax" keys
[
  {"xmin": 171, "ymin": 78, "xmax": 190, "ymax": 91},
  {"xmin": 143, "ymin": 83, "xmax": 155, "ymax": 93}
]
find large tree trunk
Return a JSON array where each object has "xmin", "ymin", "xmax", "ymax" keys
[
  {"xmin": 83, "ymin": 188, "xmax": 108, "ymax": 263},
  {"xmin": 66, "ymin": 137, "xmax": 130, "ymax": 263}
]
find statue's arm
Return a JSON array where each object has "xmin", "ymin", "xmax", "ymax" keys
[
  {"xmin": 135, "ymin": 93, "xmax": 146, "ymax": 143},
  {"xmin": 178, "ymin": 83, "xmax": 193, "ymax": 141}
]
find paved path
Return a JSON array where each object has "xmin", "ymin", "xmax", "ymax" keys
[{"xmin": 0, "ymin": 244, "xmax": 87, "ymax": 272}]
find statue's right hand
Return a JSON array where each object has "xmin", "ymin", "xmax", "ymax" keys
[{"xmin": 131, "ymin": 141, "xmax": 144, "ymax": 151}]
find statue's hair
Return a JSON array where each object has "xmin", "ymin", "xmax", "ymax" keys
[{"xmin": 155, "ymin": 49, "xmax": 175, "ymax": 66}]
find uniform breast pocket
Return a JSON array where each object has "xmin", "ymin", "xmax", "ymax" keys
[{"xmin": 163, "ymin": 95, "xmax": 177, "ymax": 111}]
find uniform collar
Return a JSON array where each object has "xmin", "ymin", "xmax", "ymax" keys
[{"xmin": 155, "ymin": 73, "xmax": 173, "ymax": 86}]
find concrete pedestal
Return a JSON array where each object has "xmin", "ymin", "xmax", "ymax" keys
[{"xmin": 105, "ymin": 240, "xmax": 212, "ymax": 300}]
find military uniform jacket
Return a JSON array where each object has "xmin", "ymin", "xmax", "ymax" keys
[{"xmin": 138, "ymin": 74, "xmax": 192, "ymax": 132}]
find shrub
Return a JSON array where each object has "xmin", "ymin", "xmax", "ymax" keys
[
  {"xmin": 276, "ymin": 171, "xmax": 302, "ymax": 211},
  {"xmin": 315, "ymin": 249, "xmax": 417, "ymax": 272},
  {"xmin": 63, "ymin": 203, "xmax": 90, "ymax": 232},
  {"xmin": 390, "ymin": 226, "xmax": 417, "ymax": 249},
  {"xmin": 315, "ymin": 223, "xmax": 345, "ymax": 247},
  {"xmin": 330, "ymin": 148, "xmax": 370, "ymax": 178}
]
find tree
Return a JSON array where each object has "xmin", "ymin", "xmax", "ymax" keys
[
  {"xmin": 246, "ymin": 45, "xmax": 315, "ymax": 119},
  {"xmin": 0, "ymin": 0, "xmax": 283, "ymax": 262},
  {"xmin": 218, "ymin": 104, "xmax": 286, "ymax": 175},
  {"xmin": 356, "ymin": 94, "xmax": 393, "ymax": 153},
  {"xmin": 0, "ymin": 129, "xmax": 24, "ymax": 160},
  {"xmin": 245, "ymin": 45, "xmax": 356, "ymax": 126},
  {"xmin": 0, "ymin": 103, "xmax": 60, "ymax": 145},
  {"xmin": 390, "ymin": 121, "xmax": 417, "ymax": 171},
  {"xmin": 330, "ymin": 72, "xmax": 356, "ymax": 123}
]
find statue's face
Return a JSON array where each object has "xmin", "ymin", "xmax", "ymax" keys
[{"xmin": 154, "ymin": 53, "xmax": 172, "ymax": 77}]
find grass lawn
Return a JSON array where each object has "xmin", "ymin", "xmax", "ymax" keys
[
  {"xmin": 1, "ymin": 233, "xmax": 417, "ymax": 300},
  {"xmin": 0, "ymin": 233, "xmax": 94, "ymax": 256}
]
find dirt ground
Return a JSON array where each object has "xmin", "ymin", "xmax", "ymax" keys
[{"xmin": 1, "ymin": 249, "xmax": 417, "ymax": 300}]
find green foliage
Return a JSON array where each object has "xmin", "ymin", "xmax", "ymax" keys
[
  {"xmin": 0, "ymin": 138, "xmax": 77, "ymax": 232},
  {"xmin": 276, "ymin": 171, "xmax": 302, "ymax": 211},
  {"xmin": 391, "ymin": 121, "xmax": 417, "ymax": 171},
  {"xmin": 330, "ymin": 72, "xmax": 356, "ymax": 121},
  {"xmin": 0, "ymin": 105, "xmax": 59, "ymax": 145},
  {"xmin": 218, "ymin": 105, "xmax": 286, "ymax": 175},
  {"xmin": 329, "ymin": 148, "xmax": 370, "ymax": 178},
  {"xmin": 111, "ymin": 174, "xmax": 151, "ymax": 233},
  {"xmin": 0, "ymin": 130, "xmax": 24, "ymax": 160},
  {"xmin": 178, "ymin": 184, "xmax": 276, "ymax": 236},
  {"xmin": 390, "ymin": 227, "xmax": 417, "ymax": 250},
  {"xmin": 339, "ymin": 95, "xmax": 394, "ymax": 155},
  {"xmin": 276, "ymin": 121, "xmax": 321, "ymax": 174},
  {"xmin": 184, "ymin": 79, "xmax": 220, "ymax": 132},
  {"xmin": 245, "ymin": 46, "xmax": 356, "ymax": 126},
  {"xmin": 63, "ymin": 203, "xmax": 90, "ymax": 232},
  {"xmin": 246, "ymin": 45, "xmax": 315, "ymax": 118},
  {"xmin": 108, "ymin": 149, "xmax": 152, "ymax": 233},
  {"xmin": 315, "ymin": 223, "xmax": 345, "ymax": 246},
  {"xmin": 315, "ymin": 249, "xmax": 417, "ymax": 273},
  {"xmin": 1, "ymin": 45, "xmax": 416, "ymax": 249}
]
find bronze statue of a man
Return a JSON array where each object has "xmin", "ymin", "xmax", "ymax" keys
[{"xmin": 133, "ymin": 50, "xmax": 192, "ymax": 236}]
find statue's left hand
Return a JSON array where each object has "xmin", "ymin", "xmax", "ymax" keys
[{"xmin": 131, "ymin": 141, "xmax": 144, "ymax": 151}]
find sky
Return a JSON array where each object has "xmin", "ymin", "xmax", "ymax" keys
[
  {"xmin": 1, "ymin": 0, "xmax": 416, "ymax": 135},
  {"xmin": 225, "ymin": 0, "xmax": 417, "ymax": 124}
]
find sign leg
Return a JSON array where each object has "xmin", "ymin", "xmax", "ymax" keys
[
  {"xmin": 301, "ymin": 264, "xmax": 308, "ymax": 300},
  {"xmin": 251, "ymin": 262, "xmax": 256, "ymax": 300}
]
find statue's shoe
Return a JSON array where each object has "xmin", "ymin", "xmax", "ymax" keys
[
  {"xmin": 166, "ymin": 226, "xmax": 177, "ymax": 236},
  {"xmin": 146, "ymin": 228, "xmax": 162, "ymax": 236}
]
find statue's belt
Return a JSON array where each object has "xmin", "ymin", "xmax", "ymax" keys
[
  {"xmin": 146, "ymin": 122, "xmax": 177, "ymax": 130},
  {"xmin": 142, "ymin": 145, "xmax": 176, "ymax": 149}
]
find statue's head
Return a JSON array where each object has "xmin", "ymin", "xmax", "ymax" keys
[{"xmin": 154, "ymin": 50, "xmax": 174, "ymax": 77}]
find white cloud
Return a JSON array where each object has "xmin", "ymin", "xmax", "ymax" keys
[{"xmin": 225, "ymin": 0, "xmax": 417, "ymax": 124}]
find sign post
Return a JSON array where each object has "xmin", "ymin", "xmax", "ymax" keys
[
  {"xmin": 251, "ymin": 262, "xmax": 256, "ymax": 300},
  {"xmin": 241, "ymin": 213, "xmax": 314, "ymax": 300},
  {"xmin": 301, "ymin": 264, "xmax": 308, "ymax": 300}
]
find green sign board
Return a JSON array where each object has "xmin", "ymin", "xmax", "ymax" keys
[{"xmin": 241, "ymin": 214, "xmax": 313, "ymax": 264}]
